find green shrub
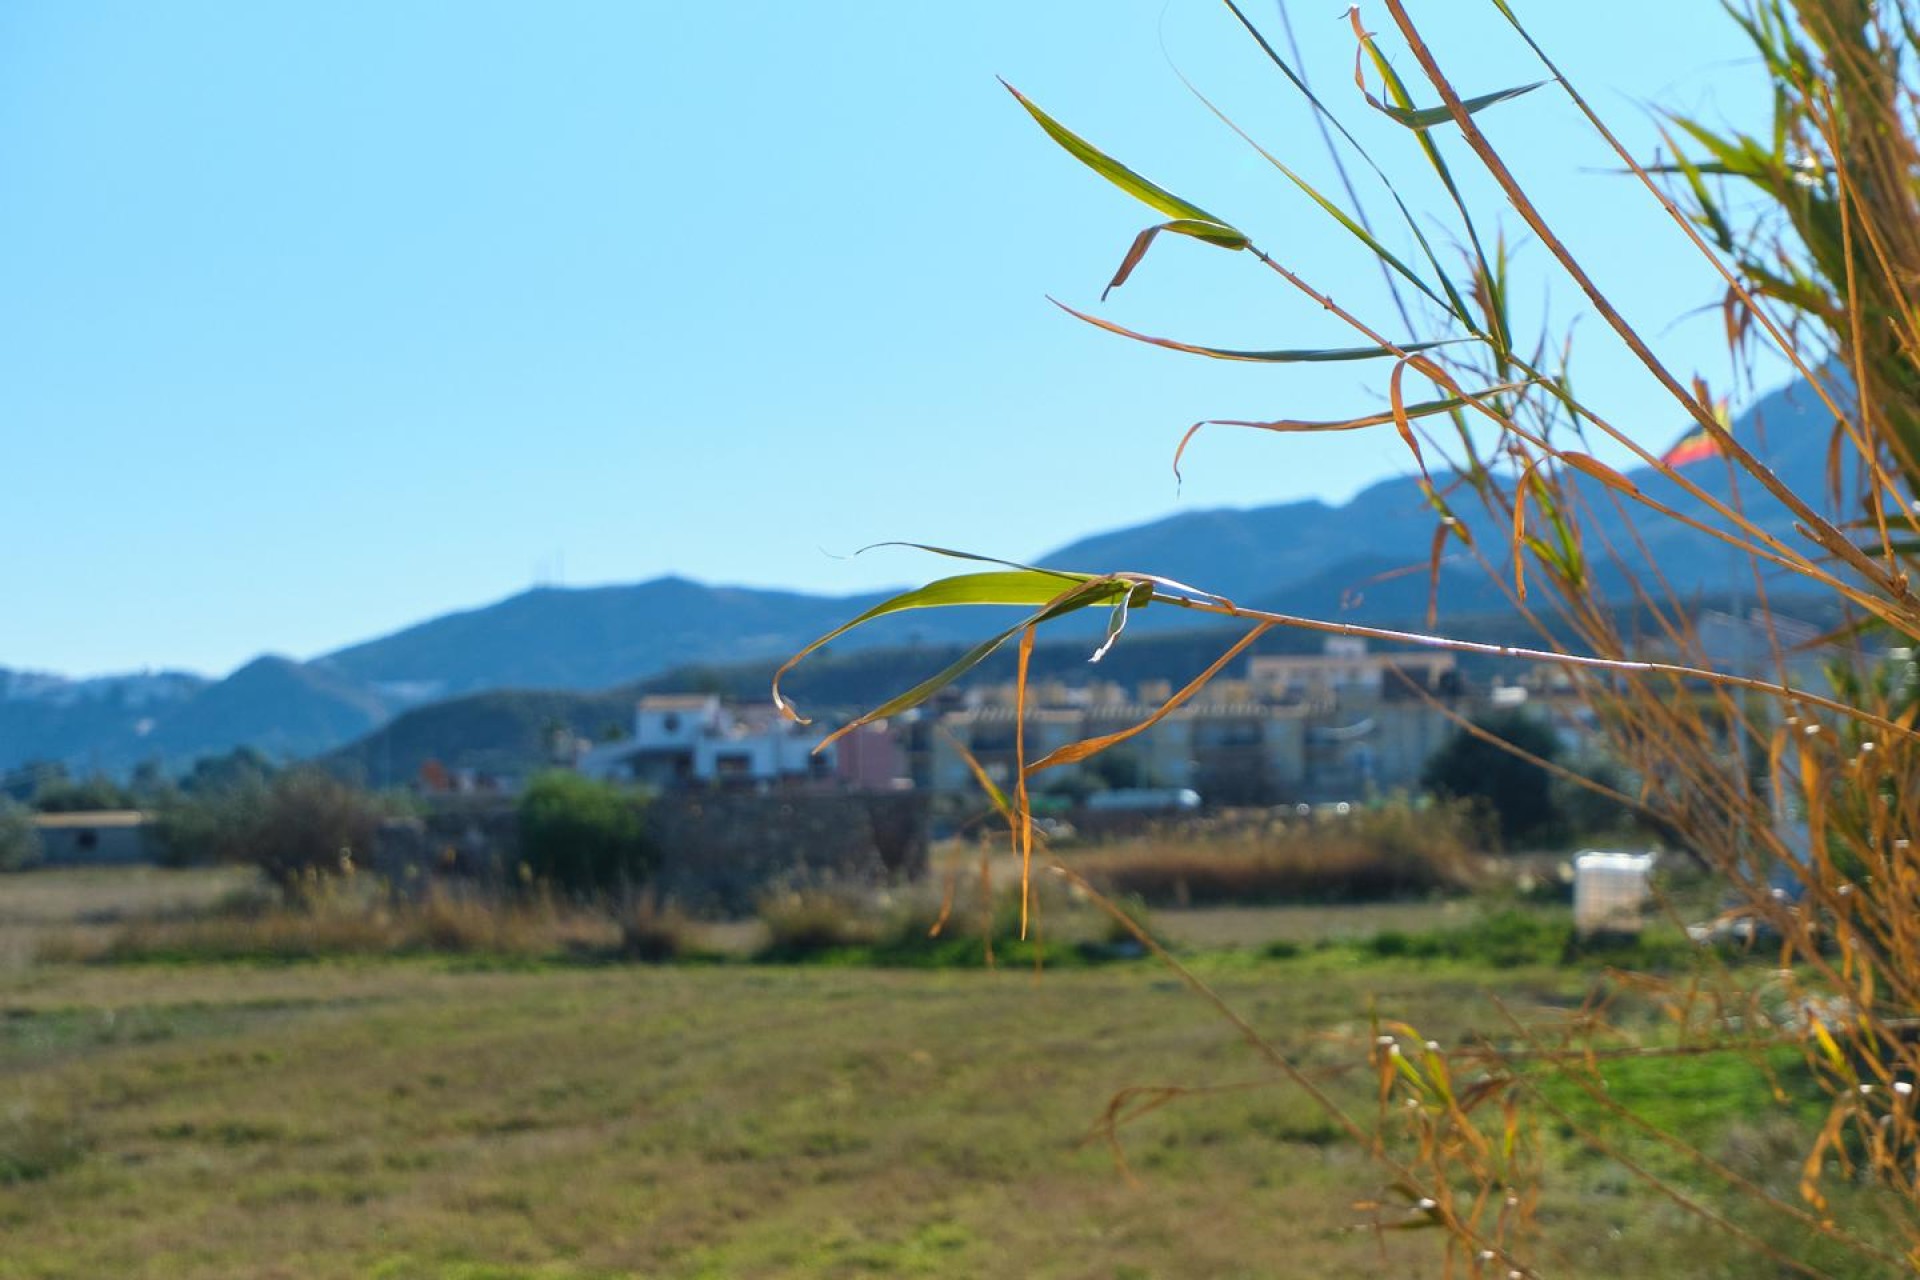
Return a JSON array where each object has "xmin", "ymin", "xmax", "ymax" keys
[
  {"xmin": 1358, "ymin": 909, "xmax": 1696, "ymax": 970},
  {"xmin": 30, "ymin": 772, "xmax": 136, "ymax": 814},
  {"xmin": 0, "ymin": 798, "xmax": 42, "ymax": 871},
  {"xmin": 0, "ymin": 1101, "xmax": 88, "ymax": 1185},
  {"xmin": 150, "ymin": 768, "xmax": 388, "ymax": 896},
  {"xmin": 756, "ymin": 884, "xmax": 1126, "ymax": 969},
  {"xmin": 1421, "ymin": 710, "xmax": 1563, "ymax": 849},
  {"xmin": 516, "ymin": 772, "xmax": 655, "ymax": 898},
  {"xmin": 245, "ymin": 770, "xmax": 388, "ymax": 899},
  {"xmin": 1095, "ymin": 893, "xmax": 1154, "ymax": 948},
  {"xmin": 149, "ymin": 783, "xmax": 264, "ymax": 868},
  {"xmin": 1361, "ymin": 910, "xmax": 1568, "ymax": 968}
]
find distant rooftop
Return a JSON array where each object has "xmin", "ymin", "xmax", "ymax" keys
[
  {"xmin": 638, "ymin": 694, "xmax": 722, "ymax": 711},
  {"xmin": 32, "ymin": 810, "xmax": 150, "ymax": 828}
]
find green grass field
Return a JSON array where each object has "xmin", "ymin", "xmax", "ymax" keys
[{"xmin": 0, "ymin": 872, "xmax": 1895, "ymax": 1278}]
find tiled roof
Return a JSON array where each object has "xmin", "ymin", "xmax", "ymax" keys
[{"xmin": 32, "ymin": 810, "xmax": 150, "ymax": 829}]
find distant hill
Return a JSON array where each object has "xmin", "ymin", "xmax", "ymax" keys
[
  {"xmin": 1043, "ymin": 483, "xmax": 1426, "ymax": 605},
  {"xmin": 0, "ymin": 669, "xmax": 208, "ymax": 782},
  {"xmin": 326, "ymin": 687, "xmax": 637, "ymax": 788},
  {"xmin": 327, "ymin": 589, "xmax": 1849, "ymax": 789},
  {"xmin": 0, "ymin": 659, "xmax": 389, "ymax": 779},
  {"xmin": 0, "ymin": 582, "xmax": 1013, "ymax": 777},
  {"xmin": 318, "ymin": 577, "xmax": 941, "ymax": 698},
  {"xmin": 2, "ymin": 374, "xmax": 1850, "ymax": 778},
  {"xmin": 141, "ymin": 656, "xmax": 392, "ymax": 765},
  {"xmin": 1042, "ymin": 375, "xmax": 1839, "ymax": 612}
]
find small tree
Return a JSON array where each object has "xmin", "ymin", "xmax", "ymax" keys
[
  {"xmin": 180, "ymin": 746, "xmax": 277, "ymax": 795},
  {"xmin": 32, "ymin": 773, "xmax": 135, "ymax": 814},
  {"xmin": 155, "ymin": 767, "xmax": 384, "ymax": 898},
  {"xmin": 0, "ymin": 798, "xmax": 42, "ymax": 871},
  {"xmin": 516, "ymin": 772, "xmax": 656, "ymax": 897},
  {"xmin": 150, "ymin": 772, "xmax": 270, "ymax": 868},
  {"xmin": 1420, "ymin": 710, "xmax": 1562, "ymax": 849},
  {"xmin": 244, "ymin": 770, "xmax": 386, "ymax": 898}
]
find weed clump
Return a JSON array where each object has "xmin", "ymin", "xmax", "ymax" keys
[
  {"xmin": 46, "ymin": 887, "xmax": 619, "ymax": 965},
  {"xmin": 1358, "ymin": 909, "xmax": 1696, "ymax": 970},
  {"xmin": 1070, "ymin": 801, "xmax": 1482, "ymax": 907},
  {"xmin": 617, "ymin": 893, "xmax": 695, "ymax": 963},
  {"xmin": 752, "ymin": 882, "xmax": 1136, "ymax": 968},
  {"xmin": 0, "ymin": 1101, "xmax": 88, "ymax": 1185},
  {"xmin": 754, "ymin": 890, "xmax": 880, "ymax": 961}
]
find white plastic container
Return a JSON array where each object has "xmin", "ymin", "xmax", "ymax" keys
[{"xmin": 1573, "ymin": 851, "xmax": 1657, "ymax": 936}]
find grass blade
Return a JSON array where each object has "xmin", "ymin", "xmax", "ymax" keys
[
  {"xmin": 788, "ymin": 575, "xmax": 1139, "ymax": 747},
  {"xmin": 1001, "ymin": 77, "xmax": 1247, "ymax": 295},
  {"xmin": 1376, "ymin": 81, "xmax": 1550, "ymax": 131},
  {"xmin": 772, "ymin": 570, "xmax": 1113, "ymax": 722},
  {"xmin": 1026, "ymin": 622, "xmax": 1273, "ymax": 774},
  {"xmin": 1104, "ymin": 219, "xmax": 1245, "ymax": 297},
  {"xmin": 1001, "ymin": 79, "xmax": 1246, "ymax": 238},
  {"xmin": 1050, "ymin": 297, "xmax": 1462, "ymax": 363}
]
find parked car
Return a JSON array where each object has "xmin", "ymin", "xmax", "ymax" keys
[{"xmin": 1084, "ymin": 787, "xmax": 1202, "ymax": 814}]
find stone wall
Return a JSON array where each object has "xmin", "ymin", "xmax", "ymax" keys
[
  {"xmin": 370, "ymin": 790, "xmax": 928, "ymax": 916},
  {"xmin": 647, "ymin": 791, "xmax": 928, "ymax": 916},
  {"xmin": 369, "ymin": 802, "xmax": 521, "ymax": 899}
]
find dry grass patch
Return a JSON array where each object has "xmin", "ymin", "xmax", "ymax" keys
[
  {"xmin": 1067, "ymin": 802, "xmax": 1482, "ymax": 907},
  {"xmin": 33, "ymin": 889, "xmax": 621, "ymax": 965},
  {"xmin": 0, "ymin": 867, "xmax": 258, "ymax": 969}
]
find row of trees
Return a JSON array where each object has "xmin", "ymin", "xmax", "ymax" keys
[
  {"xmin": 1, "ymin": 752, "xmax": 660, "ymax": 901},
  {"xmin": 171, "ymin": 768, "xmax": 656, "ymax": 901},
  {"xmin": 1419, "ymin": 709, "xmax": 1641, "ymax": 850},
  {"xmin": 1, "ymin": 747, "xmax": 279, "ymax": 813}
]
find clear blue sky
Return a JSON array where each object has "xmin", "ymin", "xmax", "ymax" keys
[{"xmin": 1, "ymin": 1, "xmax": 1774, "ymax": 678}]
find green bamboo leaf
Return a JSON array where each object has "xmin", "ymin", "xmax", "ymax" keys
[
  {"xmin": 836, "ymin": 625, "xmax": 1029, "ymax": 730},
  {"xmin": 1811, "ymin": 1019, "xmax": 1848, "ymax": 1072},
  {"xmin": 858, "ymin": 542, "xmax": 1079, "ymax": 574},
  {"xmin": 1391, "ymin": 1047, "xmax": 1429, "ymax": 1093},
  {"xmin": 1376, "ymin": 81, "xmax": 1550, "ymax": 131},
  {"xmin": 1346, "ymin": 11, "xmax": 1510, "ymax": 353},
  {"xmin": 817, "ymin": 569, "xmax": 1097, "ymax": 631},
  {"xmin": 803, "ymin": 577, "xmax": 1136, "ymax": 747},
  {"xmin": 1050, "ymin": 297, "xmax": 1467, "ymax": 363},
  {"xmin": 1649, "ymin": 131, "xmax": 1736, "ymax": 251},
  {"xmin": 1421, "ymin": 1045, "xmax": 1454, "ymax": 1107},
  {"xmin": 1666, "ymin": 116, "xmax": 1784, "ymax": 186},
  {"xmin": 1215, "ymin": 2, "xmax": 1474, "ymax": 328},
  {"xmin": 857, "ymin": 543, "xmax": 1223, "ymax": 610},
  {"xmin": 1171, "ymin": 65, "xmax": 1461, "ymax": 320},
  {"xmin": 1201, "ymin": 384, "xmax": 1530, "ymax": 433},
  {"xmin": 1091, "ymin": 581, "xmax": 1154, "ymax": 664},
  {"xmin": 1142, "ymin": 217, "xmax": 1245, "ymax": 249},
  {"xmin": 1000, "ymin": 79, "xmax": 1249, "ymax": 250},
  {"xmin": 1640, "ymin": 162, "xmax": 1755, "ymax": 178},
  {"xmin": 772, "ymin": 570, "xmax": 1112, "ymax": 719}
]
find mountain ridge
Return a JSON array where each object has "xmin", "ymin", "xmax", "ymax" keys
[{"xmin": 1, "ymin": 374, "xmax": 1846, "ymax": 776}]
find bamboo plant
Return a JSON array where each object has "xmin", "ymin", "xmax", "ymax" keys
[{"xmin": 778, "ymin": 2, "xmax": 1920, "ymax": 1272}]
